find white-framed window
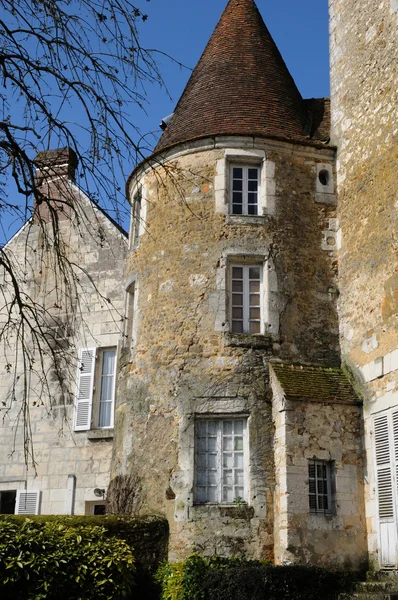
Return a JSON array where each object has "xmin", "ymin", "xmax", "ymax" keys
[
  {"xmin": 230, "ymin": 165, "xmax": 260, "ymax": 215},
  {"xmin": 0, "ymin": 490, "xmax": 16, "ymax": 514},
  {"xmin": 15, "ymin": 490, "xmax": 40, "ymax": 515},
  {"xmin": 230, "ymin": 264, "xmax": 263, "ymax": 334},
  {"xmin": 308, "ymin": 459, "xmax": 333, "ymax": 514},
  {"xmin": 74, "ymin": 347, "xmax": 117, "ymax": 431},
  {"xmin": 195, "ymin": 417, "xmax": 248, "ymax": 505}
]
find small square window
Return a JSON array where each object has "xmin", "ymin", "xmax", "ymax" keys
[
  {"xmin": 195, "ymin": 418, "xmax": 248, "ymax": 505},
  {"xmin": 230, "ymin": 264, "xmax": 263, "ymax": 334},
  {"xmin": 230, "ymin": 165, "xmax": 260, "ymax": 216},
  {"xmin": 308, "ymin": 460, "xmax": 333, "ymax": 514}
]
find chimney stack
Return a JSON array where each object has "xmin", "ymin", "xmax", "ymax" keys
[{"xmin": 33, "ymin": 147, "xmax": 79, "ymax": 222}]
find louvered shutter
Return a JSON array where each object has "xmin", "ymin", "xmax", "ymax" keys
[
  {"xmin": 374, "ymin": 413, "xmax": 396, "ymax": 567},
  {"xmin": 15, "ymin": 490, "xmax": 40, "ymax": 515},
  {"xmin": 74, "ymin": 348, "xmax": 96, "ymax": 431}
]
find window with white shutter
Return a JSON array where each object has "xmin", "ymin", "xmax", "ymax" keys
[
  {"xmin": 15, "ymin": 490, "xmax": 40, "ymax": 515},
  {"xmin": 74, "ymin": 348, "xmax": 96, "ymax": 431},
  {"xmin": 373, "ymin": 410, "xmax": 398, "ymax": 567}
]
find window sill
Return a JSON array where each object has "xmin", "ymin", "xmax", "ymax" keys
[
  {"xmin": 226, "ymin": 215, "xmax": 267, "ymax": 226},
  {"xmin": 191, "ymin": 504, "xmax": 254, "ymax": 520},
  {"xmin": 86, "ymin": 428, "xmax": 114, "ymax": 440},
  {"xmin": 224, "ymin": 332, "xmax": 273, "ymax": 349}
]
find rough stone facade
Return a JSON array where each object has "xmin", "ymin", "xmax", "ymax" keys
[
  {"xmin": 0, "ymin": 160, "xmax": 127, "ymax": 515},
  {"xmin": 112, "ymin": 135, "xmax": 361, "ymax": 564},
  {"xmin": 330, "ymin": 0, "xmax": 398, "ymax": 568}
]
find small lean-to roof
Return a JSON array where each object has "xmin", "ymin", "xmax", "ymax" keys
[
  {"xmin": 155, "ymin": 0, "xmax": 328, "ymax": 153},
  {"xmin": 270, "ymin": 363, "xmax": 361, "ymax": 405}
]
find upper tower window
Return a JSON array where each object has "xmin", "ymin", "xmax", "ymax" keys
[
  {"xmin": 230, "ymin": 165, "xmax": 260, "ymax": 215},
  {"xmin": 131, "ymin": 186, "xmax": 142, "ymax": 247}
]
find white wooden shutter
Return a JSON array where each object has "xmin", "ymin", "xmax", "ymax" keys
[
  {"xmin": 74, "ymin": 348, "xmax": 96, "ymax": 431},
  {"xmin": 374, "ymin": 413, "xmax": 396, "ymax": 567},
  {"xmin": 15, "ymin": 490, "xmax": 40, "ymax": 515}
]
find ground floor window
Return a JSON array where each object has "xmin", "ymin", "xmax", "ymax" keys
[
  {"xmin": 308, "ymin": 459, "xmax": 333, "ymax": 514},
  {"xmin": 195, "ymin": 417, "xmax": 248, "ymax": 505},
  {"xmin": 0, "ymin": 490, "xmax": 16, "ymax": 514}
]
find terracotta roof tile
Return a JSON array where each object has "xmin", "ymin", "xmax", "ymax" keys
[
  {"xmin": 156, "ymin": 0, "xmax": 325, "ymax": 152},
  {"xmin": 270, "ymin": 363, "xmax": 361, "ymax": 404}
]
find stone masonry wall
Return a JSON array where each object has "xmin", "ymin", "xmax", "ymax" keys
[
  {"xmin": 114, "ymin": 137, "xmax": 339, "ymax": 561},
  {"xmin": 330, "ymin": 0, "xmax": 398, "ymax": 565},
  {"xmin": 0, "ymin": 184, "xmax": 127, "ymax": 515},
  {"xmin": 272, "ymin": 372, "xmax": 367, "ymax": 570}
]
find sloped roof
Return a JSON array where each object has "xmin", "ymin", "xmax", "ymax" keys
[
  {"xmin": 270, "ymin": 363, "xmax": 361, "ymax": 404},
  {"xmin": 156, "ymin": 0, "xmax": 321, "ymax": 152}
]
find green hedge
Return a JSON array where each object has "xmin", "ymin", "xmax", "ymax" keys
[
  {"xmin": 156, "ymin": 555, "xmax": 357, "ymax": 600},
  {"xmin": 0, "ymin": 514, "xmax": 168, "ymax": 600},
  {"xmin": 0, "ymin": 518, "xmax": 134, "ymax": 599}
]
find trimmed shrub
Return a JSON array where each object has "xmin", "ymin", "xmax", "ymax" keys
[
  {"xmin": 0, "ymin": 514, "xmax": 169, "ymax": 599},
  {"xmin": 0, "ymin": 518, "xmax": 135, "ymax": 599},
  {"xmin": 156, "ymin": 555, "xmax": 357, "ymax": 600}
]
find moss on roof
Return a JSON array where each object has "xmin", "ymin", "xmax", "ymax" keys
[{"xmin": 270, "ymin": 362, "xmax": 361, "ymax": 404}]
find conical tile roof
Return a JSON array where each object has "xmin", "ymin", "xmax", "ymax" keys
[{"xmin": 156, "ymin": 0, "xmax": 310, "ymax": 152}]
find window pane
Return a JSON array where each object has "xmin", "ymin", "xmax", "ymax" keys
[
  {"xmin": 223, "ymin": 421, "xmax": 233, "ymax": 434},
  {"xmin": 223, "ymin": 487, "xmax": 234, "ymax": 503},
  {"xmin": 208, "ymin": 421, "xmax": 218, "ymax": 435},
  {"xmin": 233, "ymin": 167, "xmax": 243, "ymax": 178},
  {"xmin": 233, "ymin": 179, "xmax": 243, "ymax": 191},
  {"xmin": 249, "ymin": 307, "xmax": 260, "ymax": 320},
  {"xmin": 197, "ymin": 470, "xmax": 207, "ymax": 485},
  {"xmin": 232, "ymin": 321, "xmax": 243, "ymax": 333},
  {"xmin": 232, "ymin": 280, "xmax": 243, "ymax": 292},
  {"xmin": 234, "ymin": 486, "xmax": 244, "ymax": 498},
  {"xmin": 98, "ymin": 401, "xmax": 112, "ymax": 428},
  {"xmin": 248, "ymin": 168, "xmax": 258, "ymax": 179},
  {"xmin": 232, "ymin": 204, "xmax": 243, "ymax": 215},
  {"xmin": 234, "ymin": 437, "xmax": 243, "ymax": 451},
  {"xmin": 235, "ymin": 471, "xmax": 244, "ymax": 486},
  {"xmin": 207, "ymin": 487, "xmax": 217, "ymax": 502},
  {"xmin": 249, "ymin": 267, "xmax": 260, "ymax": 279},
  {"xmin": 232, "ymin": 192, "xmax": 243, "ymax": 203},
  {"xmin": 224, "ymin": 437, "xmax": 233, "ymax": 451},
  {"xmin": 208, "ymin": 470, "xmax": 218, "ymax": 485},
  {"xmin": 234, "ymin": 421, "xmax": 244, "ymax": 434},
  {"xmin": 232, "ymin": 294, "xmax": 243, "ymax": 306},
  {"xmin": 223, "ymin": 470, "xmax": 233, "ymax": 485},
  {"xmin": 248, "ymin": 204, "xmax": 257, "ymax": 215},
  {"xmin": 208, "ymin": 438, "xmax": 217, "ymax": 452},
  {"xmin": 249, "ymin": 294, "xmax": 260, "ymax": 306},
  {"xmin": 232, "ymin": 307, "xmax": 243, "ymax": 319},
  {"xmin": 232, "ymin": 267, "xmax": 243, "ymax": 279},
  {"xmin": 247, "ymin": 193, "xmax": 257, "ymax": 205},
  {"xmin": 234, "ymin": 453, "xmax": 244, "ymax": 468},
  {"xmin": 249, "ymin": 281, "xmax": 260, "ymax": 293},
  {"xmin": 223, "ymin": 453, "xmax": 233, "ymax": 468},
  {"xmin": 249, "ymin": 321, "xmax": 261, "ymax": 334},
  {"xmin": 248, "ymin": 180, "xmax": 258, "ymax": 192}
]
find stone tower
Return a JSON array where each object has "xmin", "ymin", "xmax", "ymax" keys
[
  {"xmin": 330, "ymin": 0, "xmax": 398, "ymax": 569},
  {"xmin": 113, "ymin": 0, "xmax": 367, "ymax": 567}
]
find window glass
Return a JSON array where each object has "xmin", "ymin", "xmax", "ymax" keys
[
  {"xmin": 308, "ymin": 460, "xmax": 333, "ymax": 514},
  {"xmin": 195, "ymin": 418, "xmax": 247, "ymax": 504},
  {"xmin": 230, "ymin": 165, "xmax": 259, "ymax": 215},
  {"xmin": 98, "ymin": 349, "xmax": 116, "ymax": 428}
]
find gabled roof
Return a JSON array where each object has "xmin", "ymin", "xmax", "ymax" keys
[
  {"xmin": 270, "ymin": 363, "xmax": 361, "ymax": 405},
  {"xmin": 156, "ymin": 0, "xmax": 317, "ymax": 152}
]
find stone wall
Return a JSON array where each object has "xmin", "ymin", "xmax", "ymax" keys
[
  {"xmin": 272, "ymin": 371, "xmax": 367, "ymax": 570},
  {"xmin": 0, "ymin": 180, "xmax": 127, "ymax": 515},
  {"xmin": 114, "ymin": 136, "xmax": 340, "ymax": 561},
  {"xmin": 330, "ymin": 0, "xmax": 398, "ymax": 566}
]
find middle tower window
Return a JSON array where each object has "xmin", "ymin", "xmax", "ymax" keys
[
  {"xmin": 230, "ymin": 165, "xmax": 260, "ymax": 215},
  {"xmin": 230, "ymin": 264, "xmax": 263, "ymax": 334}
]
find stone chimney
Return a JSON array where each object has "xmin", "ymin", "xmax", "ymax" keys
[
  {"xmin": 33, "ymin": 147, "xmax": 79, "ymax": 222},
  {"xmin": 34, "ymin": 147, "xmax": 78, "ymax": 186}
]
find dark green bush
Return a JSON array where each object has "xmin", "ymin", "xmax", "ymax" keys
[
  {"xmin": 0, "ymin": 518, "xmax": 135, "ymax": 599},
  {"xmin": 0, "ymin": 514, "xmax": 169, "ymax": 599},
  {"xmin": 156, "ymin": 554, "xmax": 357, "ymax": 600}
]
